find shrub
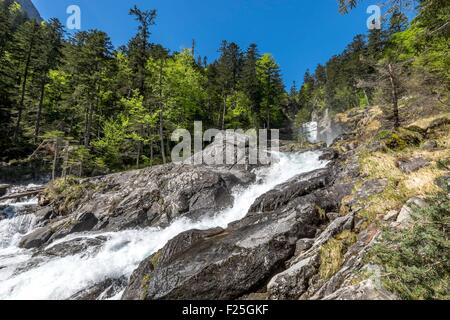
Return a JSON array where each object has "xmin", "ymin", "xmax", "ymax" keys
[{"xmin": 369, "ymin": 194, "xmax": 450, "ymax": 300}]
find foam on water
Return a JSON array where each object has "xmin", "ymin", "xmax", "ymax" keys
[{"xmin": 0, "ymin": 151, "xmax": 328, "ymax": 300}]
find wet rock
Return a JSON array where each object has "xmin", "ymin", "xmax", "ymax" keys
[
  {"xmin": 122, "ymin": 165, "xmax": 345, "ymax": 300},
  {"xmin": 0, "ymin": 184, "xmax": 9, "ymax": 197},
  {"xmin": 42, "ymin": 236, "xmax": 106, "ymax": 258},
  {"xmin": 70, "ymin": 212, "xmax": 98, "ymax": 234},
  {"xmin": 19, "ymin": 226, "xmax": 54, "ymax": 249},
  {"xmin": 396, "ymin": 197, "xmax": 427, "ymax": 227},
  {"xmin": 69, "ymin": 277, "xmax": 127, "ymax": 300},
  {"xmin": 29, "ymin": 161, "xmax": 255, "ymax": 249},
  {"xmin": 319, "ymin": 148, "xmax": 338, "ymax": 161},
  {"xmin": 321, "ymin": 279, "xmax": 398, "ymax": 300},
  {"xmin": 396, "ymin": 157, "xmax": 428, "ymax": 173},
  {"xmin": 249, "ymin": 168, "xmax": 332, "ymax": 213},
  {"xmin": 123, "ymin": 202, "xmax": 319, "ymax": 300}
]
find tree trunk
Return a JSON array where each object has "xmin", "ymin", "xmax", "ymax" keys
[
  {"xmin": 387, "ymin": 63, "xmax": 400, "ymax": 128},
  {"xmin": 52, "ymin": 137, "xmax": 60, "ymax": 181},
  {"xmin": 34, "ymin": 80, "xmax": 45, "ymax": 144},
  {"xmin": 62, "ymin": 141, "xmax": 69, "ymax": 179},
  {"xmin": 14, "ymin": 23, "xmax": 37, "ymax": 142},
  {"xmin": 84, "ymin": 102, "xmax": 94, "ymax": 147}
]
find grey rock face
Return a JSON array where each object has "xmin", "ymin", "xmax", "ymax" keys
[
  {"xmin": 19, "ymin": 226, "xmax": 53, "ymax": 249},
  {"xmin": 356, "ymin": 179, "xmax": 388, "ymax": 200},
  {"xmin": 21, "ymin": 163, "xmax": 254, "ymax": 249},
  {"xmin": 122, "ymin": 161, "xmax": 354, "ymax": 300},
  {"xmin": 69, "ymin": 277, "xmax": 127, "ymax": 300},
  {"xmin": 396, "ymin": 157, "xmax": 428, "ymax": 173}
]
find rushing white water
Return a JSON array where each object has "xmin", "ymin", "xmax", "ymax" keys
[{"xmin": 0, "ymin": 151, "xmax": 328, "ymax": 300}]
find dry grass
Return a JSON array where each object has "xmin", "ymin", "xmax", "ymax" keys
[
  {"xmin": 319, "ymin": 230, "xmax": 357, "ymax": 280},
  {"xmin": 409, "ymin": 112, "xmax": 450, "ymax": 130}
]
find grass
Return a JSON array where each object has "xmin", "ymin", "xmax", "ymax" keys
[
  {"xmin": 42, "ymin": 176, "xmax": 90, "ymax": 215},
  {"xmin": 319, "ymin": 230, "xmax": 357, "ymax": 280}
]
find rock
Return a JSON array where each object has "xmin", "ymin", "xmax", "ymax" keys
[
  {"xmin": 268, "ymin": 255, "xmax": 319, "ymax": 300},
  {"xmin": 396, "ymin": 197, "xmax": 427, "ymax": 226},
  {"xmin": 42, "ymin": 236, "xmax": 106, "ymax": 258},
  {"xmin": 19, "ymin": 226, "xmax": 54, "ymax": 249},
  {"xmin": 427, "ymin": 117, "xmax": 450, "ymax": 131},
  {"xmin": 326, "ymin": 212, "xmax": 340, "ymax": 221},
  {"xmin": 422, "ymin": 140, "xmax": 438, "ymax": 151},
  {"xmin": 367, "ymin": 140, "xmax": 386, "ymax": 153},
  {"xmin": 396, "ymin": 157, "xmax": 428, "ymax": 173},
  {"xmin": 0, "ymin": 184, "xmax": 10, "ymax": 197},
  {"xmin": 122, "ymin": 165, "xmax": 345, "ymax": 300},
  {"xmin": 70, "ymin": 212, "xmax": 98, "ymax": 234},
  {"xmin": 321, "ymin": 279, "xmax": 398, "ymax": 300},
  {"xmin": 249, "ymin": 168, "xmax": 332, "ymax": 213},
  {"xmin": 319, "ymin": 148, "xmax": 338, "ymax": 161},
  {"xmin": 185, "ymin": 131, "xmax": 272, "ymax": 170},
  {"xmin": 69, "ymin": 277, "xmax": 127, "ymax": 300},
  {"xmin": 29, "ymin": 162, "xmax": 255, "ymax": 249},
  {"xmin": 294, "ymin": 239, "xmax": 315, "ymax": 256},
  {"xmin": 383, "ymin": 210, "xmax": 398, "ymax": 222},
  {"xmin": 435, "ymin": 174, "xmax": 450, "ymax": 193},
  {"xmin": 123, "ymin": 202, "xmax": 320, "ymax": 300},
  {"xmin": 356, "ymin": 179, "xmax": 388, "ymax": 200},
  {"xmin": 267, "ymin": 214, "xmax": 355, "ymax": 300}
]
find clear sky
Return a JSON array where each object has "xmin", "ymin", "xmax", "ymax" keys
[{"xmin": 32, "ymin": 0, "xmax": 374, "ymax": 88}]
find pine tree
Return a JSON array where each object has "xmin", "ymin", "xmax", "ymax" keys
[
  {"xmin": 240, "ymin": 43, "xmax": 261, "ymax": 128},
  {"xmin": 12, "ymin": 19, "xmax": 40, "ymax": 141},
  {"xmin": 31, "ymin": 19, "xmax": 64, "ymax": 143},
  {"xmin": 256, "ymin": 53, "xmax": 284, "ymax": 130}
]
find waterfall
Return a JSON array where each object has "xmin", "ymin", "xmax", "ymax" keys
[
  {"xmin": 0, "ymin": 151, "xmax": 328, "ymax": 300},
  {"xmin": 302, "ymin": 109, "xmax": 342, "ymax": 146}
]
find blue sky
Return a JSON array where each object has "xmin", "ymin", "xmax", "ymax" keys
[{"xmin": 33, "ymin": 0, "xmax": 374, "ymax": 87}]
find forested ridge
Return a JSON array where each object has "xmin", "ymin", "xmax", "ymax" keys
[{"xmin": 0, "ymin": 0, "xmax": 448, "ymax": 176}]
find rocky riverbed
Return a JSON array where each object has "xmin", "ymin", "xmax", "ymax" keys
[{"xmin": 0, "ymin": 108, "xmax": 448, "ymax": 300}]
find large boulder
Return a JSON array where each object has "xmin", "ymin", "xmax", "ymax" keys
[
  {"xmin": 19, "ymin": 226, "xmax": 54, "ymax": 249},
  {"xmin": 122, "ymin": 163, "xmax": 350, "ymax": 300},
  {"xmin": 25, "ymin": 163, "xmax": 255, "ymax": 249}
]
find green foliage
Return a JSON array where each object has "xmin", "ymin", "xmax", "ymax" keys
[
  {"xmin": 0, "ymin": 3, "xmax": 294, "ymax": 173},
  {"xmin": 42, "ymin": 176, "xmax": 87, "ymax": 214},
  {"xmin": 369, "ymin": 194, "xmax": 450, "ymax": 300},
  {"xmin": 296, "ymin": 0, "xmax": 449, "ymax": 126},
  {"xmin": 376, "ymin": 128, "xmax": 423, "ymax": 150}
]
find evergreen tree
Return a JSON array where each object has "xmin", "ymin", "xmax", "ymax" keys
[
  {"xmin": 240, "ymin": 43, "xmax": 261, "ymax": 128},
  {"xmin": 256, "ymin": 53, "xmax": 284, "ymax": 130}
]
